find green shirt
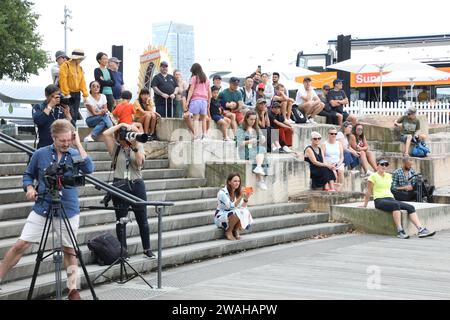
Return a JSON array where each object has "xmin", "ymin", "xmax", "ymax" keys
[
  {"xmin": 397, "ymin": 115, "xmax": 420, "ymax": 135},
  {"xmin": 101, "ymin": 68, "xmax": 113, "ymax": 95},
  {"xmin": 368, "ymin": 172, "xmax": 394, "ymax": 200},
  {"xmin": 219, "ymin": 89, "xmax": 243, "ymax": 110}
]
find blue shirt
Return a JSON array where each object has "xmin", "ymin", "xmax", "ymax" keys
[
  {"xmin": 111, "ymin": 70, "xmax": 124, "ymax": 100},
  {"xmin": 22, "ymin": 145, "xmax": 94, "ymax": 218},
  {"xmin": 32, "ymin": 102, "xmax": 67, "ymax": 149}
]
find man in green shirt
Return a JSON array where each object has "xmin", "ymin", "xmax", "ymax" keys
[{"xmin": 394, "ymin": 107, "xmax": 427, "ymax": 156}]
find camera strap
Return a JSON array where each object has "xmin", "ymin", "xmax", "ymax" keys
[{"xmin": 50, "ymin": 146, "xmax": 69, "ymax": 166}]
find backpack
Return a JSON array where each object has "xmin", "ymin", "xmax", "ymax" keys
[
  {"xmin": 411, "ymin": 141, "xmax": 430, "ymax": 158},
  {"xmin": 291, "ymin": 104, "xmax": 307, "ymax": 124},
  {"xmin": 87, "ymin": 233, "xmax": 123, "ymax": 265}
]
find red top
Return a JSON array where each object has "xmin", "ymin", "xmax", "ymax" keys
[{"xmin": 112, "ymin": 102, "xmax": 134, "ymax": 124}]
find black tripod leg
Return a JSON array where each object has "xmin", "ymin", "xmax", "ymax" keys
[
  {"xmin": 120, "ymin": 259, "xmax": 153, "ymax": 288},
  {"xmin": 28, "ymin": 213, "xmax": 52, "ymax": 300},
  {"xmin": 60, "ymin": 211, "xmax": 98, "ymax": 300},
  {"xmin": 92, "ymin": 257, "xmax": 121, "ymax": 283}
]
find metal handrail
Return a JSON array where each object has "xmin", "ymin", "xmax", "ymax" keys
[{"xmin": 0, "ymin": 130, "xmax": 172, "ymax": 289}]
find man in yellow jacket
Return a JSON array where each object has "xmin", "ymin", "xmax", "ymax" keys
[{"xmin": 59, "ymin": 49, "xmax": 89, "ymax": 127}]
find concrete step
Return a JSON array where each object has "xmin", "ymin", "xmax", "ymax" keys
[
  {"xmin": 0, "ymin": 220, "xmax": 349, "ymax": 299},
  {"xmin": 0, "ymin": 168, "xmax": 187, "ymax": 190},
  {"xmin": 0, "ymin": 159, "xmax": 169, "ymax": 176},
  {"xmin": 0, "ymin": 151, "xmax": 115, "ymax": 164},
  {"xmin": 369, "ymin": 139, "xmax": 450, "ymax": 155},
  {"xmin": 0, "ymin": 141, "xmax": 35, "ymax": 153},
  {"xmin": 331, "ymin": 201, "xmax": 450, "ymax": 236},
  {"xmin": 0, "ymin": 177, "xmax": 207, "ymax": 204},
  {"xmin": 0, "ymin": 188, "xmax": 220, "ymax": 221},
  {"xmin": 0, "ymin": 202, "xmax": 308, "ymax": 242},
  {"xmin": 0, "ymin": 207, "xmax": 314, "ymax": 282},
  {"xmin": 380, "ymin": 152, "xmax": 450, "ymax": 188}
]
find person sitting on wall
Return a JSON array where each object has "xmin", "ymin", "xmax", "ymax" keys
[
  {"xmin": 304, "ymin": 131, "xmax": 337, "ymax": 191},
  {"xmin": 391, "ymin": 156, "xmax": 435, "ymax": 203},
  {"xmin": 394, "ymin": 107, "xmax": 427, "ymax": 156},
  {"xmin": 214, "ymin": 173, "xmax": 254, "ymax": 241}
]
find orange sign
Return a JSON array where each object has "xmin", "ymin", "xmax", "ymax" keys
[
  {"xmin": 296, "ymin": 72, "xmax": 338, "ymax": 89},
  {"xmin": 350, "ymin": 67, "xmax": 450, "ymax": 87}
]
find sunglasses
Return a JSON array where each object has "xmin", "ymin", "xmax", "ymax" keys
[
  {"xmin": 91, "ymin": 85, "xmax": 100, "ymax": 88},
  {"xmin": 329, "ymin": 133, "xmax": 337, "ymax": 136},
  {"xmin": 379, "ymin": 162, "xmax": 389, "ymax": 167},
  {"xmin": 312, "ymin": 137, "xmax": 322, "ymax": 140}
]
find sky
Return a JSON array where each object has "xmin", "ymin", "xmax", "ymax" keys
[{"xmin": 27, "ymin": 0, "xmax": 450, "ymax": 89}]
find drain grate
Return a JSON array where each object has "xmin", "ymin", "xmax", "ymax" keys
[{"xmin": 85, "ymin": 286, "xmax": 172, "ymax": 300}]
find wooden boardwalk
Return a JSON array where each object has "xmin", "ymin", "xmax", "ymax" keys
[{"xmin": 83, "ymin": 230, "xmax": 450, "ymax": 300}]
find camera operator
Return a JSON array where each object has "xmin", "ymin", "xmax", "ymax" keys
[
  {"xmin": 33, "ymin": 84, "xmax": 72, "ymax": 148},
  {"xmin": 0, "ymin": 119, "xmax": 93, "ymax": 299},
  {"xmin": 103, "ymin": 123, "xmax": 155, "ymax": 259},
  {"xmin": 391, "ymin": 156, "xmax": 435, "ymax": 203}
]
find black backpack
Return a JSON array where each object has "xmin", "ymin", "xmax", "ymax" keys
[
  {"xmin": 291, "ymin": 104, "xmax": 307, "ymax": 124},
  {"xmin": 87, "ymin": 233, "xmax": 123, "ymax": 265}
]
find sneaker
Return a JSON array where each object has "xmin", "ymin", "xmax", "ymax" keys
[
  {"xmin": 224, "ymin": 137, "xmax": 233, "ymax": 142},
  {"xmin": 308, "ymin": 118, "xmax": 317, "ymax": 125},
  {"xmin": 151, "ymin": 133, "xmax": 159, "ymax": 141},
  {"xmin": 282, "ymin": 146, "xmax": 293, "ymax": 153},
  {"xmin": 418, "ymin": 228, "xmax": 436, "ymax": 238},
  {"xmin": 83, "ymin": 135, "xmax": 94, "ymax": 142},
  {"xmin": 257, "ymin": 181, "xmax": 268, "ymax": 190},
  {"xmin": 305, "ymin": 119, "xmax": 311, "ymax": 124},
  {"xmin": 397, "ymin": 230, "xmax": 410, "ymax": 239},
  {"xmin": 366, "ymin": 170, "xmax": 374, "ymax": 176},
  {"xmin": 287, "ymin": 119, "xmax": 295, "ymax": 124},
  {"xmin": 201, "ymin": 135, "xmax": 209, "ymax": 141},
  {"xmin": 143, "ymin": 249, "xmax": 156, "ymax": 259},
  {"xmin": 147, "ymin": 134, "xmax": 154, "ymax": 142},
  {"xmin": 252, "ymin": 166, "xmax": 265, "ymax": 175},
  {"xmin": 271, "ymin": 147, "xmax": 280, "ymax": 153},
  {"xmin": 68, "ymin": 289, "xmax": 82, "ymax": 300}
]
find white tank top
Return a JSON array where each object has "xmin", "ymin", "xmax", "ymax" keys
[{"xmin": 324, "ymin": 141, "xmax": 340, "ymax": 164}]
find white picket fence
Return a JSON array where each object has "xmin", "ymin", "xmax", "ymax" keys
[{"xmin": 345, "ymin": 101, "xmax": 450, "ymax": 125}]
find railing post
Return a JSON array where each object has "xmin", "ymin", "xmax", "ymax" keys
[{"xmin": 156, "ymin": 206, "xmax": 164, "ymax": 289}]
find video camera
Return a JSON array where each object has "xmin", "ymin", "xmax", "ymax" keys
[
  {"xmin": 119, "ymin": 126, "xmax": 149, "ymax": 143},
  {"xmin": 44, "ymin": 156, "xmax": 86, "ymax": 192},
  {"xmin": 58, "ymin": 94, "xmax": 73, "ymax": 106}
]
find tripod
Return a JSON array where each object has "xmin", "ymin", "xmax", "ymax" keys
[
  {"xmin": 27, "ymin": 192, "xmax": 98, "ymax": 300},
  {"xmin": 92, "ymin": 215, "xmax": 153, "ymax": 288}
]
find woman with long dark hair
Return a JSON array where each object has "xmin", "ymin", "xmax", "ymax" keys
[
  {"xmin": 83, "ymin": 81, "xmax": 113, "ymax": 142},
  {"xmin": 236, "ymin": 110, "xmax": 268, "ymax": 190},
  {"xmin": 215, "ymin": 173, "xmax": 254, "ymax": 240},
  {"xmin": 349, "ymin": 123, "xmax": 377, "ymax": 174},
  {"xmin": 186, "ymin": 63, "xmax": 211, "ymax": 140},
  {"xmin": 133, "ymin": 88, "xmax": 160, "ymax": 140}
]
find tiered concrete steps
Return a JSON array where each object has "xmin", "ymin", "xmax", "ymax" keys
[{"xmin": 0, "ymin": 140, "xmax": 350, "ymax": 300}]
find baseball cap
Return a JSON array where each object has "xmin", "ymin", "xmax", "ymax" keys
[
  {"xmin": 257, "ymin": 83, "xmax": 265, "ymax": 90},
  {"xmin": 160, "ymin": 61, "xmax": 169, "ymax": 67},
  {"xmin": 213, "ymin": 75, "xmax": 222, "ymax": 81},
  {"xmin": 323, "ymin": 84, "xmax": 331, "ymax": 90},
  {"xmin": 333, "ymin": 79, "xmax": 343, "ymax": 86},
  {"xmin": 406, "ymin": 106, "xmax": 417, "ymax": 115},
  {"xmin": 109, "ymin": 57, "xmax": 121, "ymax": 63},
  {"xmin": 256, "ymin": 98, "xmax": 266, "ymax": 105},
  {"xmin": 272, "ymin": 101, "xmax": 281, "ymax": 108},
  {"xmin": 303, "ymin": 77, "xmax": 312, "ymax": 82},
  {"xmin": 229, "ymin": 77, "xmax": 240, "ymax": 84},
  {"xmin": 55, "ymin": 50, "xmax": 68, "ymax": 61}
]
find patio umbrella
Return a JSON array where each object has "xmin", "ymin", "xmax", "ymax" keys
[
  {"xmin": 373, "ymin": 68, "xmax": 450, "ymax": 102},
  {"xmin": 327, "ymin": 46, "xmax": 433, "ymax": 104},
  {"xmin": 261, "ymin": 61, "xmax": 319, "ymax": 80}
]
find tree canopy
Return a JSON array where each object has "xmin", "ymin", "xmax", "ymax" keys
[{"xmin": 0, "ymin": 0, "xmax": 49, "ymax": 81}]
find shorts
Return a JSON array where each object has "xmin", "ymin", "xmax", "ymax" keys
[
  {"xmin": 374, "ymin": 198, "xmax": 415, "ymax": 214},
  {"xmin": 400, "ymin": 134, "xmax": 412, "ymax": 143},
  {"xmin": 189, "ymin": 99, "xmax": 208, "ymax": 115},
  {"xmin": 20, "ymin": 211, "xmax": 80, "ymax": 248},
  {"xmin": 211, "ymin": 114, "xmax": 224, "ymax": 123}
]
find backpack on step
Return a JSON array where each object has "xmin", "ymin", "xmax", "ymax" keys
[
  {"xmin": 411, "ymin": 141, "xmax": 430, "ymax": 158},
  {"xmin": 291, "ymin": 104, "xmax": 307, "ymax": 124},
  {"xmin": 87, "ymin": 233, "xmax": 123, "ymax": 265}
]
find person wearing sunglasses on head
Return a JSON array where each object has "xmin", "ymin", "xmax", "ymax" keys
[
  {"xmin": 322, "ymin": 127, "xmax": 345, "ymax": 190},
  {"xmin": 304, "ymin": 131, "xmax": 337, "ymax": 191},
  {"xmin": 360, "ymin": 158, "xmax": 436, "ymax": 239}
]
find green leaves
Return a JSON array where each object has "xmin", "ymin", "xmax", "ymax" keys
[{"xmin": 0, "ymin": 0, "xmax": 50, "ymax": 81}]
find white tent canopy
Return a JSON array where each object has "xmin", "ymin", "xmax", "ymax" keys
[
  {"xmin": 0, "ymin": 81, "xmax": 45, "ymax": 104},
  {"xmin": 328, "ymin": 46, "xmax": 434, "ymax": 103}
]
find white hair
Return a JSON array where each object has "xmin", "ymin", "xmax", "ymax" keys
[{"xmin": 311, "ymin": 131, "xmax": 322, "ymax": 139}]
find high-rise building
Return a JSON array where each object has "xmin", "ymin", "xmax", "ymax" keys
[{"xmin": 152, "ymin": 22, "xmax": 195, "ymax": 79}]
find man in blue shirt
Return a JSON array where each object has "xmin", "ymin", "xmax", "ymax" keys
[
  {"xmin": 33, "ymin": 84, "xmax": 72, "ymax": 148},
  {"xmin": 0, "ymin": 119, "xmax": 94, "ymax": 300},
  {"xmin": 108, "ymin": 57, "xmax": 125, "ymax": 104}
]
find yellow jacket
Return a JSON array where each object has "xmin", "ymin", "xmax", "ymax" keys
[{"xmin": 59, "ymin": 60, "xmax": 89, "ymax": 97}]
